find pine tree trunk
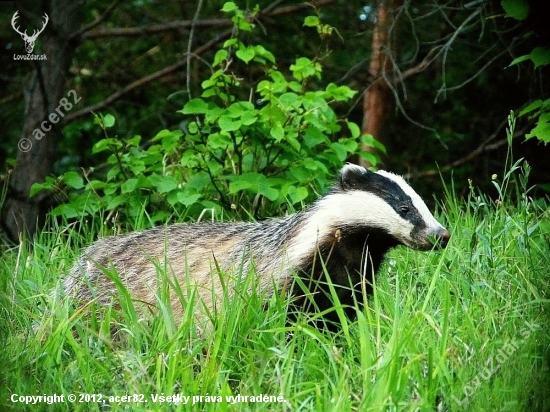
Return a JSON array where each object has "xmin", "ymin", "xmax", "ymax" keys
[{"xmin": 360, "ymin": 0, "xmax": 393, "ymax": 168}]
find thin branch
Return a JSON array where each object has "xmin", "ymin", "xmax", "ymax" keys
[
  {"xmin": 383, "ymin": 65, "xmax": 443, "ymax": 138},
  {"xmin": 79, "ymin": 0, "xmax": 337, "ymax": 40},
  {"xmin": 186, "ymin": 0, "xmax": 205, "ymax": 100},
  {"xmin": 403, "ymin": 119, "xmax": 530, "ymax": 179},
  {"xmin": 62, "ymin": 28, "xmax": 233, "ymax": 125},
  {"xmin": 367, "ymin": 2, "xmax": 490, "ymax": 136},
  {"xmin": 442, "ymin": 46, "xmax": 509, "ymax": 93},
  {"xmin": 70, "ymin": 0, "xmax": 123, "ymax": 41},
  {"xmin": 262, "ymin": 0, "xmax": 286, "ymax": 14},
  {"xmin": 62, "ymin": 0, "xmax": 338, "ymax": 124},
  {"xmin": 344, "ymin": 43, "xmax": 442, "ymax": 119},
  {"xmin": 336, "ymin": 57, "xmax": 370, "ymax": 84},
  {"xmin": 80, "ymin": 19, "xmax": 231, "ymax": 39},
  {"xmin": 435, "ymin": 3, "xmax": 485, "ymax": 102},
  {"xmin": 396, "ymin": 45, "xmax": 441, "ymax": 83},
  {"xmin": 266, "ymin": 0, "xmax": 335, "ymax": 15}
]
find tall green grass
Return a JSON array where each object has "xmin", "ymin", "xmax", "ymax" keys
[{"xmin": 1, "ymin": 163, "xmax": 549, "ymax": 411}]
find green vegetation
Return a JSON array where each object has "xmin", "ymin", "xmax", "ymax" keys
[
  {"xmin": 503, "ymin": 0, "xmax": 550, "ymax": 145},
  {"xmin": 1, "ymin": 3, "xmax": 549, "ymax": 411},
  {"xmin": 1, "ymin": 146, "xmax": 549, "ymax": 410},
  {"xmin": 29, "ymin": 7, "xmax": 381, "ymax": 228}
]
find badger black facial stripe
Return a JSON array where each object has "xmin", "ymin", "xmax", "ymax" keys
[
  {"xmin": 341, "ymin": 165, "xmax": 410, "ymax": 203},
  {"xmin": 376, "ymin": 170, "xmax": 445, "ymax": 232}
]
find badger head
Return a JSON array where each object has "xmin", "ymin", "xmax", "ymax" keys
[{"xmin": 333, "ymin": 164, "xmax": 450, "ymax": 251}]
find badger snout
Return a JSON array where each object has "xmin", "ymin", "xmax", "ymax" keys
[
  {"xmin": 413, "ymin": 226, "xmax": 450, "ymax": 250},
  {"xmin": 406, "ymin": 226, "xmax": 451, "ymax": 251},
  {"xmin": 433, "ymin": 227, "xmax": 451, "ymax": 249}
]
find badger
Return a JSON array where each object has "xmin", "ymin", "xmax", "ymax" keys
[{"xmin": 64, "ymin": 164, "xmax": 450, "ymax": 331}]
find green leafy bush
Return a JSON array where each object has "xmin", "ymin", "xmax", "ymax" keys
[
  {"xmin": 502, "ymin": 0, "xmax": 550, "ymax": 144},
  {"xmin": 33, "ymin": 3, "xmax": 383, "ymax": 226}
]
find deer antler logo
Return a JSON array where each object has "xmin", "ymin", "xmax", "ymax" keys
[{"xmin": 11, "ymin": 11, "xmax": 49, "ymax": 54}]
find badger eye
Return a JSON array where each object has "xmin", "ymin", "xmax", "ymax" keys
[{"xmin": 400, "ymin": 205, "xmax": 409, "ymax": 214}]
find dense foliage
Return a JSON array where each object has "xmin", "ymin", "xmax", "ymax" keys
[
  {"xmin": 31, "ymin": 7, "xmax": 383, "ymax": 226},
  {"xmin": 502, "ymin": 0, "xmax": 550, "ymax": 145},
  {"xmin": 2, "ymin": 0, "xmax": 549, "ymax": 205}
]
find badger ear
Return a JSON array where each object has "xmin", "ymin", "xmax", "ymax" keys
[{"xmin": 339, "ymin": 163, "xmax": 370, "ymax": 190}]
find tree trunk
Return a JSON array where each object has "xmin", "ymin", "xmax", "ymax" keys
[
  {"xmin": 360, "ymin": 0, "xmax": 393, "ymax": 168},
  {"xmin": 1, "ymin": 1, "xmax": 83, "ymax": 241}
]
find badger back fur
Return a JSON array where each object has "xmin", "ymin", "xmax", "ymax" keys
[{"xmin": 65, "ymin": 164, "xmax": 450, "ymax": 328}]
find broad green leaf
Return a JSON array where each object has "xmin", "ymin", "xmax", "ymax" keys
[
  {"xmin": 213, "ymin": 49, "xmax": 228, "ymax": 67},
  {"xmin": 519, "ymin": 100, "xmax": 542, "ymax": 116},
  {"xmin": 186, "ymin": 171, "xmax": 211, "ymax": 191},
  {"xmin": 50, "ymin": 204, "xmax": 80, "ymax": 218},
  {"xmin": 359, "ymin": 151, "xmax": 381, "ymax": 166},
  {"xmin": 525, "ymin": 113, "xmax": 550, "ymax": 143},
  {"xmin": 240, "ymin": 110, "xmax": 258, "ymax": 126},
  {"xmin": 291, "ymin": 57, "xmax": 321, "ymax": 81},
  {"xmin": 347, "ymin": 121, "xmax": 361, "ymax": 138},
  {"xmin": 152, "ymin": 129, "xmax": 178, "ymax": 141},
  {"xmin": 501, "ymin": 0, "xmax": 530, "ymax": 20},
  {"xmin": 223, "ymin": 38, "xmax": 238, "ymax": 48},
  {"xmin": 258, "ymin": 178, "xmax": 279, "ymax": 201},
  {"xmin": 106, "ymin": 195, "xmax": 127, "ymax": 210},
  {"xmin": 290, "ymin": 166, "xmax": 312, "ymax": 183},
  {"xmin": 510, "ymin": 47, "xmax": 550, "ymax": 68},
  {"xmin": 286, "ymin": 134, "xmax": 301, "ymax": 152},
  {"xmin": 304, "ymin": 127, "xmax": 327, "ymax": 148},
  {"xmin": 126, "ymin": 135, "xmax": 141, "ymax": 147},
  {"xmin": 529, "ymin": 47, "xmax": 550, "ymax": 68},
  {"xmin": 85, "ymin": 180, "xmax": 106, "ymax": 190},
  {"xmin": 151, "ymin": 130, "xmax": 182, "ymax": 151},
  {"xmin": 278, "ymin": 92, "xmax": 301, "ymax": 109},
  {"xmin": 228, "ymin": 101, "xmax": 254, "ymax": 117},
  {"xmin": 29, "ymin": 176, "xmax": 56, "ymax": 197},
  {"xmin": 104, "ymin": 181, "xmax": 117, "ymax": 194},
  {"xmin": 188, "ymin": 122, "xmax": 198, "ymax": 134},
  {"xmin": 324, "ymin": 83, "xmax": 357, "ymax": 101},
  {"xmin": 339, "ymin": 138, "xmax": 358, "ymax": 152},
  {"xmin": 303, "ymin": 16, "xmax": 320, "ymax": 27},
  {"xmin": 302, "ymin": 157, "xmax": 320, "ymax": 170},
  {"xmin": 270, "ymin": 124, "xmax": 285, "ymax": 141},
  {"xmin": 288, "ymin": 185, "xmax": 309, "ymax": 204},
  {"xmin": 102, "ymin": 114, "xmax": 115, "ymax": 128},
  {"xmin": 92, "ymin": 138, "xmax": 120, "ymax": 154},
  {"xmin": 176, "ymin": 192, "xmax": 202, "ymax": 207},
  {"xmin": 253, "ymin": 45, "xmax": 275, "ymax": 63},
  {"xmin": 361, "ymin": 134, "xmax": 387, "ymax": 154},
  {"xmin": 232, "ymin": 14, "xmax": 254, "ymax": 31},
  {"xmin": 149, "ymin": 174, "xmax": 178, "ymax": 193},
  {"xmin": 121, "ymin": 178, "xmax": 138, "ymax": 193},
  {"xmin": 221, "ymin": 2, "xmax": 238, "ymax": 13},
  {"xmin": 229, "ymin": 172, "xmax": 262, "ymax": 193},
  {"xmin": 509, "ymin": 54, "xmax": 530, "ymax": 67},
  {"xmin": 63, "ymin": 171, "xmax": 84, "ymax": 189},
  {"xmin": 181, "ymin": 98, "xmax": 209, "ymax": 114},
  {"xmin": 331, "ymin": 142, "xmax": 348, "ymax": 162},
  {"xmin": 208, "ymin": 133, "xmax": 233, "ymax": 149},
  {"xmin": 206, "ymin": 159, "xmax": 222, "ymax": 175},
  {"xmin": 218, "ymin": 115, "xmax": 241, "ymax": 132},
  {"xmin": 236, "ymin": 47, "xmax": 255, "ymax": 64}
]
